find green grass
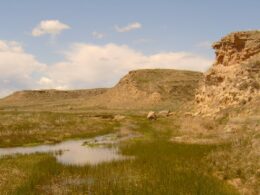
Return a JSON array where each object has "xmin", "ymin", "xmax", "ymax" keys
[
  {"xmin": 0, "ymin": 114, "xmax": 238, "ymax": 194},
  {"xmin": 0, "ymin": 141, "xmax": 238, "ymax": 195},
  {"xmin": 0, "ymin": 111, "xmax": 120, "ymax": 147},
  {"xmin": 0, "ymin": 110, "xmax": 180, "ymax": 147},
  {"xmin": 0, "ymin": 111, "xmax": 240, "ymax": 194},
  {"xmin": 207, "ymin": 117, "xmax": 260, "ymax": 194}
]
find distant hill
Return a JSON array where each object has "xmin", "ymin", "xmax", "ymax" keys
[
  {"xmin": 0, "ymin": 69, "xmax": 203, "ymax": 111},
  {"xmin": 90, "ymin": 69, "xmax": 203, "ymax": 110},
  {"xmin": 0, "ymin": 88, "xmax": 108, "ymax": 111},
  {"xmin": 2, "ymin": 88, "xmax": 108, "ymax": 102}
]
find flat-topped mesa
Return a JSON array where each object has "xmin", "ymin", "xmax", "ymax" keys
[
  {"xmin": 95, "ymin": 69, "xmax": 203, "ymax": 109},
  {"xmin": 1, "ymin": 88, "xmax": 108, "ymax": 102},
  {"xmin": 0, "ymin": 69, "xmax": 203, "ymax": 110},
  {"xmin": 213, "ymin": 31, "xmax": 260, "ymax": 66},
  {"xmin": 195, "ymin": 31, "xmax": 260, "ymax": 116}
]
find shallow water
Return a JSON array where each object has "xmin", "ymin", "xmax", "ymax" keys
[{"xmin": 0, "ymin": 134, "xmax": 128, "ymax": 166}]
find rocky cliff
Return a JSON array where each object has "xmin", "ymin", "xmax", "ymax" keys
[{"xmin": 195, "ymin": 31, "xmax": 260, "ymax": 116}]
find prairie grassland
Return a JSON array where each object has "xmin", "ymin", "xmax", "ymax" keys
[
  {"xmin": 207, "ymin": 115, "xmax": 260, "ymax": 194},
  {"xmin": 0, "ymin": 143, "xmax": 238, "ymax": 194},
  {"xmin": 0, "ymin": 113, "xmax": 238, "ymax": 194},
  {"xmin": 0, "ymin": 110, "xmax": 180, "ymax": 148},
  {"xmin": 0, "ymin": 111, "xmax": 120, "ymax": 147}
]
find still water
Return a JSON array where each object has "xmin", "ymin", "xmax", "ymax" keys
[{"xmin": 0, "ymin": 134, "xmax": 129, "ymax": 166}]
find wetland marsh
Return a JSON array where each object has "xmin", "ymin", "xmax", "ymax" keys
[{"xmin": 0, "ymin": 111, "xmax": 238, "ymax": 194}]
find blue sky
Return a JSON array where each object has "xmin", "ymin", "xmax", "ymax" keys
[{"xmin": 0, "ymin": 0, "xmax": 259, "ymax": 96}]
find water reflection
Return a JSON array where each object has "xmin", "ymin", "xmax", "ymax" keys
[{"xmin": 0, "ymin": 134, "xmax": 129, "ymax": 166}]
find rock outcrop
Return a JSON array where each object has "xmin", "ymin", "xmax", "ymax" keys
[
  {"xmin": 213, "ymin": 31, "xmax": 260, "ymax": 66},
  {"xmin": 195, "ymin": 31, "xmax": 260, "ymax": 115}
]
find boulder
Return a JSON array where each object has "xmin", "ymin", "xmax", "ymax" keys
[{"xmin": 147, "ymin": 111, "xmax": 157, "ymax": 120}]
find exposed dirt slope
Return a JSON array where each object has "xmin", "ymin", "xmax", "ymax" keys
[{"xmin": 90, "ymin": 69, "xmax": 203, "ymax": 110}]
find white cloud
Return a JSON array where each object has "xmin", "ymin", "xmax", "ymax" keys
[
  {"xmin": 45, "ymin": 43, "xmax": 212, "ymax": 89},
  {"xmin": 0, "ymin": 40, "xmax": 47, "ymax": 97},
  {"xmin": 37, "ymin": 77, "xmax": 68, "ymax": 90},
  {"xmin": 32, "ymin": 20, "xmax": 70, "ymax": 37},
  {"xmin": 0, "ymin": 40, "xmax": 45, "ymax": 79},
  {"xmin": 115, "ymin": 22, "xmax": 142, "ymax": 33},
  {"xmin": 0, "ymin": 40, "xmax": 213, "ymax": 98},
  {"xmin": 92, "ymin": 31, "xmax": 105, "ymax": 39},
  {"xmin": 38, "ymin": 76, "xmax": 53, "ymax": 85}
]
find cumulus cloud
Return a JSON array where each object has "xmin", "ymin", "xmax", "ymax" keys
[
  {"xmin": 38, "ymin": 76, "xmax": 53, "ymax": 85},
  {"xmin": 115, "ymin": 22, "xmax": 142, "ymax": 33},
  {"xmin": 92, "ymin": 31, "xmax": 105, "ymax": 39},
  {"xmin": 0, "ymin": 40, "xmax": 46, "ymax": 97},
  {"xmin": 0, "ymin": 40, "xmax": 213, "ymax": 97},
  {"xmin": 37, "ymin": 76, "xmax": 68, "ymax": 90},
  {"xmin": 32, "ymin": 20, "xmax": 70, "ymax": 37},
  {"xmin": 0, "ymin": 40, "xmax": 45, "ymax": 78},
  {"xmin": 45, "ymin": 43, "xmax": 212, "ymax": 89}
]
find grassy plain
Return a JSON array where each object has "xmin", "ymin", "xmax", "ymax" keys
[{"xmin": 0, "ymin": 111, "xmax": 238, "ymax": 194}]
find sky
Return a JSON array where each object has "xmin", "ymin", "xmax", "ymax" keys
[{"xmin": 0, "ymin": 0, "xmax": 260, "ymax": 97}]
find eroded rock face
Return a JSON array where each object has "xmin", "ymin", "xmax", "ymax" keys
[
  {"xmin": 213, "ymin": 31, "xmax": 260, "ymax": 66},
  {"xmin": 195, "ymin": 31, "xmax": 260, "ymax": 116}
]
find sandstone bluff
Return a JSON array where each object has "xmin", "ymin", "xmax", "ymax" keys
[{"xmin": 195, "ymin": 31, "xmax": 260, "ymax": 116}]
